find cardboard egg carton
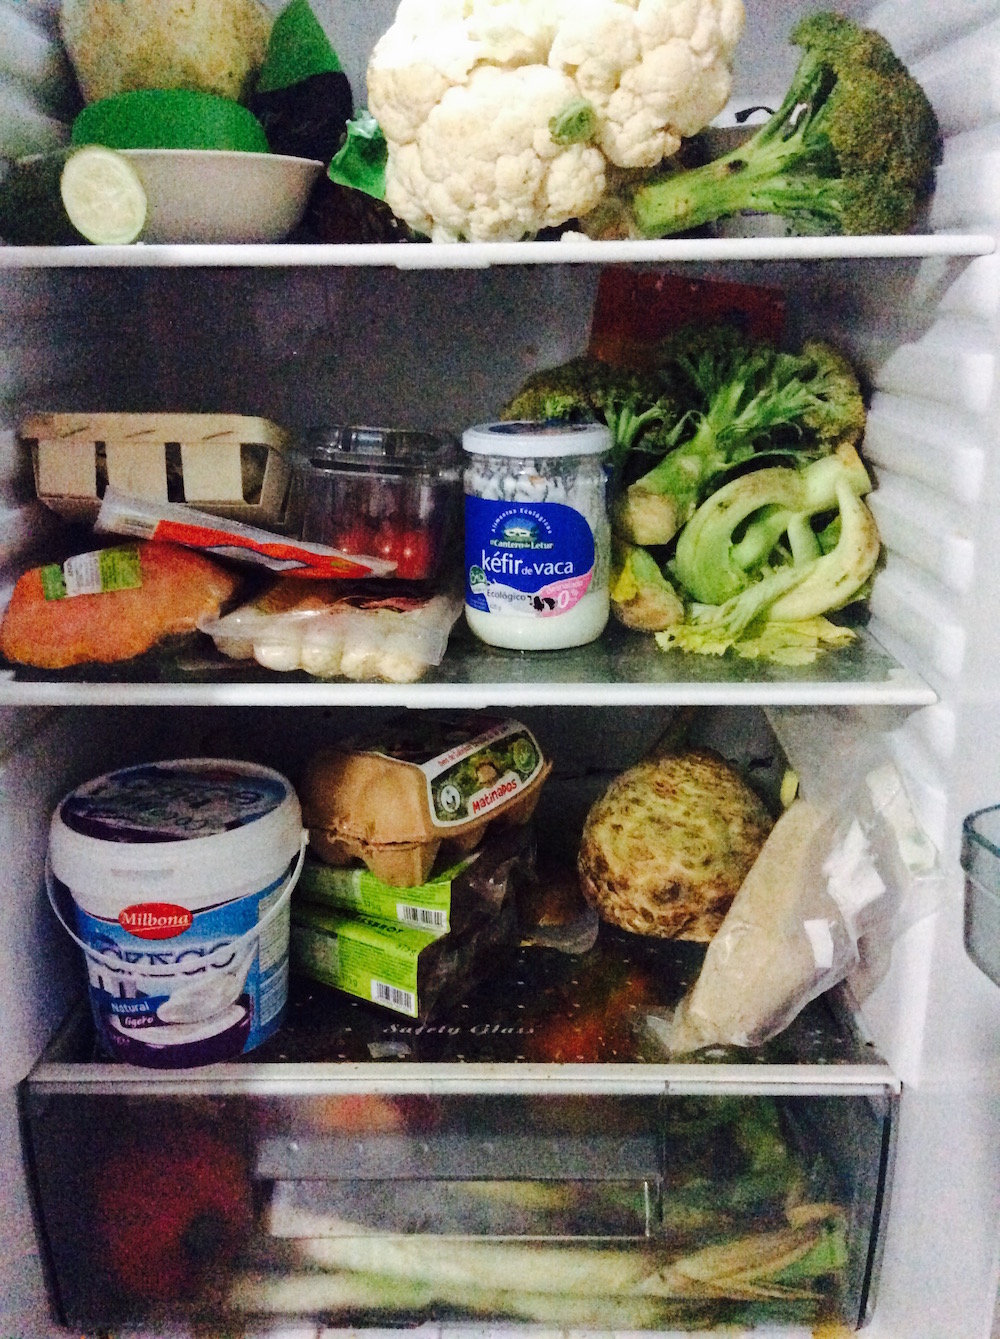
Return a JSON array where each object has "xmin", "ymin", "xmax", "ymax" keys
[
  {"xmin": 300, "ymin": 717, "xmax": 552, "ymax": 887},
  {"xmin": 21, "ymin": 411, "xmax": 293, "ymax": 528}
]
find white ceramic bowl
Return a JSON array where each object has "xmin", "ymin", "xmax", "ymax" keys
[{"xmin": 119, "ymin": 149, "xmax": 324, "ymax": 244}]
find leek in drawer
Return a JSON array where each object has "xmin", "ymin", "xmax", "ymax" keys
[{"xmin": 231, "ymin": 1206, "xmax": 847, "ymax": 1325}]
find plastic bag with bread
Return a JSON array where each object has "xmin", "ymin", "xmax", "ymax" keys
[
  {"xmin": 662, "ymin": 798, "xmax": 888, "ymax": 1054},
  {"xmin": 636, "ymin": 702, "xmax": 946, "ymax": 1054}
]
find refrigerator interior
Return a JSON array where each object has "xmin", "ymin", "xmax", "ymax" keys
[{"xmin": 4, "ymin": 0, "xmax": 1000, "ymax": 1335}]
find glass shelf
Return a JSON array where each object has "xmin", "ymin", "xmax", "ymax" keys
[
  {"xmin": 0, "ymin": 232, "xmax": 994, "ymax": 270},
  {"xmin": 29, "ymin": 927, "xmax": 895, "ymax": 1099},
  {"xmin": 0, "ymin": 623, "xmax": 937, "ymax": 709}
]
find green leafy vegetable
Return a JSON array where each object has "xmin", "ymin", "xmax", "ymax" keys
[
  {"xmin": 615, "ymin": 328, "xmax": 867, "ymax": 547},
  {"xmin": 255, "ymin": 0, "xmax": 342, "ymax": 92},
  {"xmin": 657, "ymin": 449, "xmax": 880, "ymax": 665},
  {"xmin": 234, "ymin": 1209, "xmax": 847, "ymax": 1323},
  {"xmin": 231, "ymin": 1096, "xmax": 848, "ymax": 1327},
  {"xmin": 497, "ymin": 322, "xmax": 875, "ymax": 662},
  {"xmin": 672, "ymin": 442, "xmax": 873, "ymax": 606},
  {"xmin": 549, "ymin": 98, "xmax": 599, "ymax": 147},
  {"xmin": 609, "ymin": 539, "xmax": 685, "ymax": 632},
  {"xmin": 327, "ymin": 110, "xmax": 389, "ymax": 199},
  {"xmin": 250, "ymin": 0, "xmax": 352, "ymax": 162}
]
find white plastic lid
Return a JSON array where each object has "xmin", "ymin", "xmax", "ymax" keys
[
  {"xmin": 463, "ymin": 421, "xmax": 612, "ymax": 458},
  {"xmin": 49, "ymin": 758, "xmax": 304, "ymax": 913}
]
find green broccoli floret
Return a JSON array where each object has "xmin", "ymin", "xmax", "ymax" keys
[
  {"xmin": 630, "ymin": 11, "xmax": 941, "ymax": 239},
  {"xmin": 500, "ymin": 354, "xmax": 681, "ymax": 479},
  {"xmin": 615, "ymin": 326, "xmax": 866, "ymax": 547}
]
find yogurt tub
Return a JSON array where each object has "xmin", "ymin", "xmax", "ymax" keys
[
  {"xmin": 47, "ymin": 758, "xmax": 306, "ymax": 1068},
  {"xmin": 462, "ymin": 421, "xmax": 612, "ymax": 651}
]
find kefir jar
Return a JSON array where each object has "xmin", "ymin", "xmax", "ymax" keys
[{"xmin": 462, "ymin": 421, "xmax": 612, "ymax": 651}]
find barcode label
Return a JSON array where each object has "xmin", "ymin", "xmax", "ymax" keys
[
  {"xmin": 41, "ymin": 546, "xmax": 143, "ymax": 600},
  {"xmin": 371, "ymin": 979, "xmax": 417, "ymax": 1016},
  {"xmin": 398, "ymin": 904, "xmax": 448, "ymax": 930}
]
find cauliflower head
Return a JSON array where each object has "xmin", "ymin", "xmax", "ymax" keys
[
  {"xmin": 60, "ymin": 0, "xmax": 273, "ymax": 104},
  {"xmin": 367, "ymin": 0, "xmax": 746, "ymax": 242}
]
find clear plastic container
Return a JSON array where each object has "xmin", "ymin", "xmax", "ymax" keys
[
  {"xmin": 962, "ymin": 805, "xmax": 1000, "ymax": 987},
  {"xmin": 22, "ymin": 1068, "xmax": 892, "ymax": 1332},
  {"xmin": 288, "ymin": 426, "xmax": 462, "ymax": 582},
  {"xmin": 463, "ymin": 421, "xmax": 612, "ymax": 651}
]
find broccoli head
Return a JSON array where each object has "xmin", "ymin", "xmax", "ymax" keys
[
  {"xmin": 615, "ymin": 325, "xmax": 867, "ymax": 547},
  {"xmin": 500, "ymin": 354, "xmax": 681, "ymax": 476},
  {"xmin": 794, "ymin": 338, "xmax": 869, "ymax": 450},
  {"xmin": 629, "ymin": 11, "xmax": 941, "ymax": 238}
]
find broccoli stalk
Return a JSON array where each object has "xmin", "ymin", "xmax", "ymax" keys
[
  {"xmin": 629, "ymin": 12, "xmax": 940, "ymax": 239},
  {"xmin": 615, "ymin": 330, "xmax": 867, "ymax": 548},
  {"xmin": 658, "ymin": 457, "xmax": 881, "ymax": 665},
  {"xmin": 672, "ymin": 443, "xmax": 873, "ymax": 606},
  {"xmin": 610, "ymin": 538, "xmax": 685, "ymax": 631}
]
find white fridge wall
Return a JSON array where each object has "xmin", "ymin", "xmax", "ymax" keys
[
  {"xmin": 3, "ymin": 1, "xmax": 1000, "ymax": 1337},
  {"xmin": 786, "ymin": 6, "xmax": 1000, "ymax": 1324}
]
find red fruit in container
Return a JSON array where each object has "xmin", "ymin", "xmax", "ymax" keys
[
  {"xmin": 336, "ymin": 519, "xmax": 377, "ymax": 556},
  {"xmin": 395, "ymin": 527, "xmax": 435, "ymax": 580},
  {"xmin": 373, "ymin": 519, "xmax": 401, "ymax": 563},
  {"xmin": 93, "ymin": 1127, "xmax": 253, "ymax": 1302},
  {"xmin": 289, "ymin": 426, "xmax": 461, "ymax": 584}
]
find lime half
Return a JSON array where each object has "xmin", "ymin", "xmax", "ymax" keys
[
  {"xmin": 72, "ymin": 90, "xmax": 270, "ymax": 153},
  {"xmin": 60, "ymin": 145, "xmax": 147, "ymax": 245}
]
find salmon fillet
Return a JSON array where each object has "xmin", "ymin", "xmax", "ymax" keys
[{"xmin": 0, "ymin": 541, "xmax": 240, "ymax": 668}]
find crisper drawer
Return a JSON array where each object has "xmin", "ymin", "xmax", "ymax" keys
[{"xmin": 21, "ymin": 1076, "xmax": 894, "ymax": 1333}]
